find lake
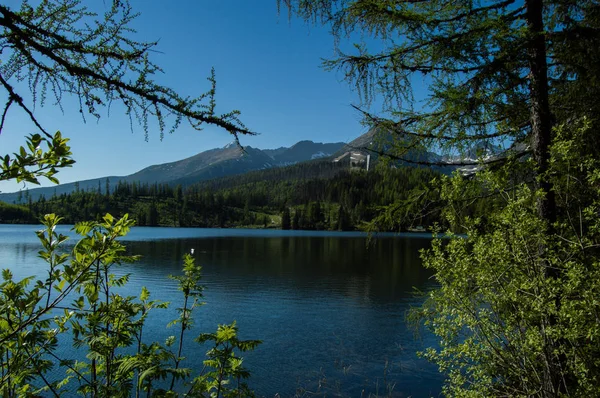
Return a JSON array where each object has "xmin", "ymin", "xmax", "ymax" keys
[{"xmin": 0, "ymin": 225, "xmax": 443, "ymax": 397}]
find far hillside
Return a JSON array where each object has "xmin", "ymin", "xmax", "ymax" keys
[
  {"xmin": 0, "ymin": 160, "xmax": 473, "ymax": 231},
  {"xmin": 0, "ymin": 126, "xmax": 470, "ymax": 204},
  {"xmin": 0, "ymin": 140, "xmax": 346, "ymax": 203}
]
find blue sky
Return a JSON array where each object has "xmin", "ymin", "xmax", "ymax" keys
[{"xmin": 0, "ymin": 0, "xmax": 386, "ymax": 193}]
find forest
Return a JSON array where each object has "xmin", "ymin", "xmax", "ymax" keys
[{"xmin": 0, "ymin": 160, "xmax": 474, "ymax": 231}]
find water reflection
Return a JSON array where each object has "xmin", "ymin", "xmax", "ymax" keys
[{"xmin": 1, "ymin": 226, "xmax": 443, "ymax": 397}]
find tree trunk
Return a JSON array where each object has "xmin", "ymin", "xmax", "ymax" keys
[
  {"xmin": 526, "ymin": 0, "xmax": 556, "ymax": 226},
  {"xmin": 525, "ymin": 1, "xmax": 565, "ymax": 395}
]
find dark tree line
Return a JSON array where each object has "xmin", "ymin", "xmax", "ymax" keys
[{"xmin": 0, "ymin": 161, "xmax": 491, "ymax": 231}]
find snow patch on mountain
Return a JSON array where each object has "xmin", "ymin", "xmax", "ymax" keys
[{"xmin": 310, "ymin": 151, "xmax": 330, "ymax": 160}]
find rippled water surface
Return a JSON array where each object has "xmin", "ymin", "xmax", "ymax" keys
[{"xmin": 0, "ymin": 225, "xmax": 443, "ymax": 397}]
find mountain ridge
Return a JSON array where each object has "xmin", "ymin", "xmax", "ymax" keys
[
  {"xmin": 0, "ymin": 139, "xmax": 346, "ymax": 203},
  {"xmin": 0, "ymin": 127, "xmax": 483, "ymax": 205}
]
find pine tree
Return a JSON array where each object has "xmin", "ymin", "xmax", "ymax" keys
[
  {"xmin": 292, "ymin": 209, "xmax": 301, "ymax": 230},
  {"xmin": 282, "ymin": 0, "xmax": 600, "ymax": 395},
  {"xmin": 281, "ymin": 207, "xmax": 292, "ymax": 230}
]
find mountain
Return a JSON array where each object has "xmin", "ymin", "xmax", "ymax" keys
[
  {"xmin": 0, "ymin": 176, "xmax": 125, "ymax": 205},
  {"xmin": 445, "ymin": 141, "xmax": 528, "ymax": 176},
  {"xmin": 262, "ymin": 147, "xmax": 287, "ymax": 158},
  {"xmin": 3, "ymin": 128, "xmax": 511, "ymax": 205},
  {"xmin": 0, "ymin": 140, "xmax": 345, "ymax": 203},
  {"xmin": 333, "ymin": 127, "xmax": 448, "ymax": 170},
  {"xmin": 338, "ymin": 127, "xmax": 385, "ymax": 152},
  {"xmin": 118, "ymin": 140, "xmax": 345, "ymax": 186},
  {"xmin": 125, "ymin": 145, "xmax": 276, "ymax": 185},
  {"xmin": 270, "ymin": 140, "xmax": 345, "ymax": 165},
  {"xmin": 335, "ymin": 127, "xmax": 517, "ymax": 175}
]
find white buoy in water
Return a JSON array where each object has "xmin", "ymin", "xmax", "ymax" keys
[{"xmin": 190, "ymin": 248, "xmax": 195, "ymax": 254}]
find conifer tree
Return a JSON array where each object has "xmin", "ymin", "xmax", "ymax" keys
[
  {"xmin": 281, "ymin": 207, "xmax": 292, "ymax": 230},
  {"xmin": 280, "ymin": 0, "xmax": 598, "ymax": 216},
  {"xmin": 282, "ymin": 0, "xmax": 600, "ymax": 395}
]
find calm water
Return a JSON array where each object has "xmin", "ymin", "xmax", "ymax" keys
[{"xmin": 0, "ymin": 225, "xmax": 443, "ymax": 397}]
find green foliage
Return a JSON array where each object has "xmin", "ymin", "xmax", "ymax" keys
[
  {"xmin": 414, "ymin": 121, "xmax": 600, "ymax": 396},
  {"xmin": 191, "ymin": 322, "xmax": 261, "ymax": 398},
  {"xmin": 0, "ymin": 132, "xmax": 74, "ymax": 186},
  {"xmin": 0, "ymin": 201, "xmax": 30, "ymax": 223},
  {"xmin": 0, "ymin": 214, "xmax": 260, "ymax": 396},
  {"xmin": 167, "ymin": 254, "xmax": 205, "ymax": 390}
]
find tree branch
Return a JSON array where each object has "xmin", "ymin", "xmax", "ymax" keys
[
  {"xmin": 352, "ymin": 105, "xmax": 530, "ymax": 142},
  {"xmin": 0, "ymin": 3, "xmax": 255, "ymax": 140},
  {"xmin": 0, "ymin": 73, "xmax": 52, "ymax": 138}
]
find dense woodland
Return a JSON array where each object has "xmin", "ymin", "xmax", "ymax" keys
[{"xmin": 0, "ymin": 161, "xmax": 477, "ymax": 231}]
